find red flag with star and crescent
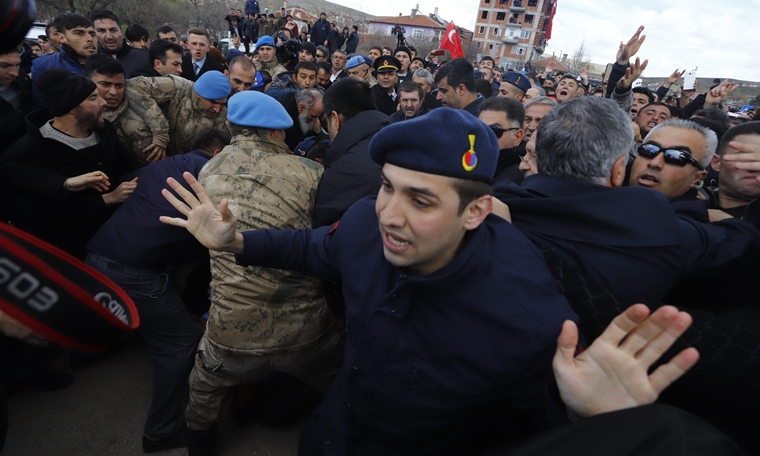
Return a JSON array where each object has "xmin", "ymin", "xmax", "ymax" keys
[{"xmin": 440, "ymin": 21, "xmax": 464, "ymax": 59}]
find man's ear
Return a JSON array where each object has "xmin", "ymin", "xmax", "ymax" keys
[
  {"xmin": 512, "ymin": 129, "xmax": 525, "ymax": 148},
  {"xmin": 610, "ymin": 155, "xmax": 628, "ymax": 188},
  {"xmin": 711, "ymin": 154, "xmax": 721, "ymax": 173},
  {"xmin": 463, "ymin": 195, "xmax": 493, "ymax": 230},
  {"xmin": 297, "ymin": 102, "xmax": 306, "ymax": 115},
  {"xmin": 690, "ymin": 170, "xmax": 708, "ymax": 189},
  {"xmin": 224, "ymin": 69, "xmax": 229, "ymax": 77}
]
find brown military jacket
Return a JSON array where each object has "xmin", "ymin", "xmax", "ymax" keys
[
  {"xmin": 199, "ymin": 132, "xmax": 332, "ymax": 355},
  {"xmin": 104, "ymin": 98, "xmax": 155, "ymax": 164},
  {"xmin": 125, "ymin": 75, "xmax": 228, "ymax": 155},
  {"xmin": 363, "ymin": 72, "xmax": 378, "ymax": 87},
  {"xmin": 255, "ymin": 58, "xmax": 287, "ymax": 79}
]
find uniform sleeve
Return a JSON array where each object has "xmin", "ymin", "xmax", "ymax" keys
[
  {"xmin": 125, "ymin": 76, "xmax": 174, "ymax": 147},
  {"xmin": 235, "ymin": 223, "xmax": 341, "ymax": 280}
]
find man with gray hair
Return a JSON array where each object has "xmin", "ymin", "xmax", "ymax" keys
[
  {"xmin": 523, "ymin": 96, "xmax": 557, "ymax": 141},
  {"xmin": 412, "ymin": 68, "xmax": 441, "ymax": 110},
  {"xmin": 629, "ymin": 119, "xmax": 716, "ymax": 200},
  {"xmin": 523, "ymin": 85, "xmax": 545, "ymax": 103},
  {"xmin": 494, "ymin": 97, "xmax": 760, "ymax": 451}
]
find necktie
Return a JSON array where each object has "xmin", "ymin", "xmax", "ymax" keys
[{"xmin": 194, "ymin": 63, "xmax": 200, "ymax": 76}]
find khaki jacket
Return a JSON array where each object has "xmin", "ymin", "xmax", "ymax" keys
[
  {"xmin": 255, "ymin": 58, "xmax": 287, "ymax": 79},
  {"xmin": 104, "ymin": 98, "xmax": 154, "ymax": 164},
  {"xmin": 199, "ymin": 132, "xmax": 332, "ymax": 354}
]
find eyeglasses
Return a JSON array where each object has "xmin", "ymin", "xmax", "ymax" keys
[
  {"xmin": 488, "ymin": 125, "xmax": 519, "ymax": 139},
  {"xmin": 637, "ymin": 143, "xmax": 704, "ymax": 170}
]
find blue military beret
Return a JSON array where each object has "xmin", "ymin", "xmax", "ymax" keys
[
  {"xmin": 361, "ymin": 56, "xmax": 372, "ymax": 66},
  {"xmin": 369, "ymin": 107, "xmax": 498, "ymax": 183},
  {"xmin": 226, "ymin": 49, "xmax": 244, "ymax": 63},
  {"xmin": 227, "ymin": 90, "xmax": 293, "ymax": 130},
  {"xmin": 501, "ymin": 72, "xmax": 531, "ymax": 93},
  {"xmin": 194, "ymin": 71, "xmax": 231, "ymax": 101},
  {"xmin": 345, "ymin": 56, "xmax": 364, "ymax": 70},
  {"xmin": 256, "ymin": 35, "xmax": 275, "ymax": 49}
]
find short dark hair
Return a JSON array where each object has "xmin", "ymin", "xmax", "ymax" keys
[
  {"xmin": 452, "ymin": 178, "xmax": 493, "ymax": 215},
  {"xmin": 382, "ymin": 46, "xmax": 393, "ymax": 54},
  {"xmin": 478, "ymin": 95, "xmax": 525, "ymax": 126},
  {"xmin": 45, "ymin": 22, "xmax": 56, "ymax": 37},
  {"xmin": 125, "ymin": 24, "xmax": 150, "ymax": 42},
  {"xmin": 412, "ymin": 57, "xmax": 426, "ymax": 68},
  {"xmin": 352, "ymin": 25, "xmax": 358, "ymax": 32},
  {"xmin": 54, "ymin": 13, "xmax": 92, "ymax": 33},
  {"xmin": 693, "ymin": 107, "xmax": 730, "ymax": 125},
  {"xmin": 369, "ymin": 46, "xmax": 382, "ymax": 54},
  {"xmin": 434, "ymin": 58, "xmax": 475, "ymax": 93},
  {"xmin": 480, "ymin": 56, "xmax": 494, "ymax": 64},
  {"xmin": 632, "ymin": 86, "xmax": 655, "ymax": 104},
  {"xmin": 37, "ymin": 34, "xmax": 49, "ymax": 42},
  {"xmin": 474, "ymin": 79, "xmax": 493, "ymax": 99},
  {"xmin": 229, "ymin": 55, "xmax": 255, "ymax": 73},
  {"xmin": 316, "ymin": 61, "xmax": 332, "ymax": 74},
  {"xmin": 89, "ymin": 9, "xmax": 120, "ymax": 26},
  {"xmin": 149, "ymin": 39, "xmax": 183, "ymax": 64},
  {"xmin": 191, "ymin": 128, "xmax": 232, "ymax": 154},
  {"xmin": 156, "ymin": 25, "xmax": 176, "ymax": 38},
  {"xmin": 323, "ymin": 78, "xmax": 376, "ymax": 122},
  {"xmin": 295, "ymin": 61, "xmax": 317, "ymax": 74},
  {"xmin": 84, "ymin": 54, "xmax": 125, "ymax": 78},
  {"xmin": 186, "ymin": 28, "xmax": 209, "ymax": 40},
  {"xmin": 718, "ymin": 121, "xmax": 760, "ymax": 156},
  {"xmin": 640, "ymin": 101, "xmax": 669, "ymax": 113},
  {"xmin": 398, "ymin": 81, "xmax": 424, "ymax": 100}
]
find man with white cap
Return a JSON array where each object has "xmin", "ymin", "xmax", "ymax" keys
[
  {"xmin": 178, "ymin": 90, "xmax": 342, "ymax": 455},
  {"xmin": 125, "ymin": 70, "xmax": 231, "ymax": 156}
]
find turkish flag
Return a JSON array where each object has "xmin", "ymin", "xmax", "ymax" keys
[{"xmin": 440, "ymin": 21, "xmax": 464, "ymax": 59}]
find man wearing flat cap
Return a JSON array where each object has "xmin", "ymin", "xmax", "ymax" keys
[
  {"xmin": 498, "ymin": 71, "xmax": 531, "ymax": 102},
  {"xmin": 126, "ymin": 70, "xmax": 231, "ymax": 156},
  {"xmin": 162, "ymin": 107, "xmax": 701, "ymax": 454},
  {"xmin": 372, "ymin": 56, "xmax": 401, "ymax": 116},
  {"xmin": 180, "ymin": 91, "xmax": 342, "ymax": 455},
  {"xmin": 0, "ymin": 68, "xmax": 141, "ymax": 259}
]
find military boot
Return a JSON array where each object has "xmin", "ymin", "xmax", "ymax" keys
[{"xmin": 187, "ymin": 427, "xmax": 216, "ymax": 456}]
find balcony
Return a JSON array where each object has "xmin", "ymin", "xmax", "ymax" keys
[
  {"xmin": 510, "ymin": 0, "xmax": 526, "ymax": 12},
  {"xmin": 502, "ymin": 35, "xmax": 519, "ymax": 44}
]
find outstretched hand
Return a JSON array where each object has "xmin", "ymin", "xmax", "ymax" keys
[
  {"xmin": 706, "ymin": 80, "xmax": 739, "ymax": 107},
  {"xmin": 553, "ymin": 304, "xmax": 699, "ymax": 419},
  {"xmin": 616, "ymin": 25, "xmax": 646, "ymax": 65},
  {"xmin": 616, "ymin": 57, "xmax": 648, "ymax": 91},
  {"xmin": 667, "ymin": 69, "xmax": 685, "ymax": 86},
  {"xmin": 159, "ymin": 171, "xmax": 245, "ymax": 253},
  {"xmin": 64, "ymin": 171, "xmax": 111, "ymax": 193}
]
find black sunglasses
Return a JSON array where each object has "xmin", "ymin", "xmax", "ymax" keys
[
  {"xmin": 637, "ymin": 143, "xmax": 704, "ymax": 170},
  {"xmin": 489, "ymin": 125, "xmax": 519, "ymax": 139}
]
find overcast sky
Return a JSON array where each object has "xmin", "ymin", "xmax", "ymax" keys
[{"xmin": 331, "ymin": 0, "xmax": 760, "ymax": 80}]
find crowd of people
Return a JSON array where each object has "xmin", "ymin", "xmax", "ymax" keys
[{"xmin": 0, "ymin": 6, "xmax": 759, "ymax": 456}]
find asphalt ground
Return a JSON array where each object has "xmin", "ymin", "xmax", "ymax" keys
[{"xmin": 3, "ymin": 336, "xmax": 304, "ymax": 456}]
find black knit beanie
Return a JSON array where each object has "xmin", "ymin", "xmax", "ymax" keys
[{"xmin": 36, "ymin": 69, "xmax": 97, "ymax": 117}]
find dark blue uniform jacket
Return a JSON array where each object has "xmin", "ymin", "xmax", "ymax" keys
[
  {"xmin": 493, "ymin": 174, "xmax": 760, "ymax": 305},
  {"xmin": 236, "ymin": 197, "xmax": 578, "ymax": 455}
]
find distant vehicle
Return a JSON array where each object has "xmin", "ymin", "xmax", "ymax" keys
[{"xmin": 25, "ymin": 22, "xmax": 48, "ymax": 43}]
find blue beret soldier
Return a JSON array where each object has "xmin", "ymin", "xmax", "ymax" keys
[{"xmin": 499, "ymin": 71, "xmax": 532, "ymax": 101}]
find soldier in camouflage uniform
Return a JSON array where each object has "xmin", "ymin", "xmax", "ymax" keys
[
  {"xmin": 184, "ymin": 91, "xmax": 342, "ymax": 455},
  {"xmin": 84, "ymin": 56, "xmax": 156, "ymax": 163},
  {"xmin": 125, "ymin": 71, "xmax": 230, "ymax": 156},
  {"xmin": 253, "ymin": 35, "xmax": 287, "ymax": 78}
]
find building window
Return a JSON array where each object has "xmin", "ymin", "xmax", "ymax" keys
[
  {"xmin": 479, "ymin": 26, "xmax": 485, "ymax": 34},
  {"xmin": 500, "ymin": 0, "xmax": 509, "ymax": 4},
  {"xmin": 485, "ymin": 0, "xmax": 490, "ymax": 3},
  {"xmin": 520, "ymin": 30, "xmax": 531, "ymax": 39},
  {"xmin": 482, "ymin": 11, "xmax": 488, "ymax": 19},
  {"xmin": 493, "ymin": 27, "xmax": 500, "ymax": 36},
  {"xmin": 476, "ymin": 41, "xmax": 482, "ymax": 48},
  {"xmin": 514, "ymin": 45, "xmax": 526, "ymax": 55},
  {"xmin": 525, "ymin": 14, "xmax": 534, "ymax": 23},
  {"xmin": 528, "ymin": 0, "xmax": 537, "ymax": 6},
  {"xmin": 496, "ymin": 12, "xmax": 506, "ymax": 20},
  {"xmin": 489, "ymin": 43, "xmax": 494, "ymax": 49},
  {"xmin": 513, "ymin": 0, "xmax": 523, "ymax": 6},
  {"xmin": 413, "ymin": 29, "xmax": 422, "ymax": 39},
  {"xmin": 509, "ymin": 13, "xmax": 519, "ymax": 23}
]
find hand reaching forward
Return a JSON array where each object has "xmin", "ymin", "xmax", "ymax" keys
[
  {"xmin": 616, "ymin": 25, "xmax": 646, "ymax": 65},
  {"xmin": 616, "ymin": 57, "xmax": 648, "ymax": 91},
  {"xmin": 159, "ymin": 171, "xmax": 245, "ymax": 253},
  {"xmin": 553, "ymin": 304, "xmax": 699, "ymax": 419},
  {"xmin": 667, "ymin": 69, "xmax": 685, "ymax": 87},
  {"xmin": 706, "ymin": 80, "xmax": 738, "ymax": 107},
  {"xmin": 64, "ymin": 171, "xmax": 111, "ymax": 192}
]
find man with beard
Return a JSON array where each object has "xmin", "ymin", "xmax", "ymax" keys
[
  {"xmin": 30, "ymin": 13, "xmax": 99, "ymax": 110},
  {"xmin": 0, "ymin": 69, "xmax": 141, "ymax": 259},
  {"xmin": 388, "ymin": 81, "xmax": 426, "ymax": 123},
  {"xmin": 268, "ymin": 80, "xmax": 323, "ymax": 151},
  {"xmin": 435, "ymin": 58, "xmax": 483, "ymax": 116},
  {"xmin": 372, "ymin": 56, "xmax": 400, "ymax": 116},
  {"xmin": 89, "ymin": 9, "xmax": 149, "ymax": 77},
  {"xmin": 225, "ymin": 56, "xmax": 257, "ymax": 94},
  {"xmin": 85, "ymin": 56, "xmax": 154, "ymax": 164},
  {"xmin": 478, "ymin": 96, "xmax": 526, "ymax": 185}
]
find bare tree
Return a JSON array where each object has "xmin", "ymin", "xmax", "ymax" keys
[{"xmin": 566, "ymin": 39, "xmax": 591, "ymax": 73}]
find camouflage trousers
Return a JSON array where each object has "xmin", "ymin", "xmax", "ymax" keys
[{"xmin": 185, "ymin": 325, "xmax": 343, "ymax": 430}]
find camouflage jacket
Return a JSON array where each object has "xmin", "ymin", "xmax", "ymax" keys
[
  {"xmin": 363, "ymin": 72, "xmax": 378, "ymax": 87},
  {"xmin": 255, "ymin": 58, "xmax": 287, "ymax": 79},
  {"xmin": 104, "ymin": 98, "xmax": 155, "ymax": 164},
  {"xmin": 199, "ymin": 132, "xmax": 332, "ymax": 354},
  {"xmin": 125, "ymin": 75, "xmax": 227, "ymax": 155}
]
